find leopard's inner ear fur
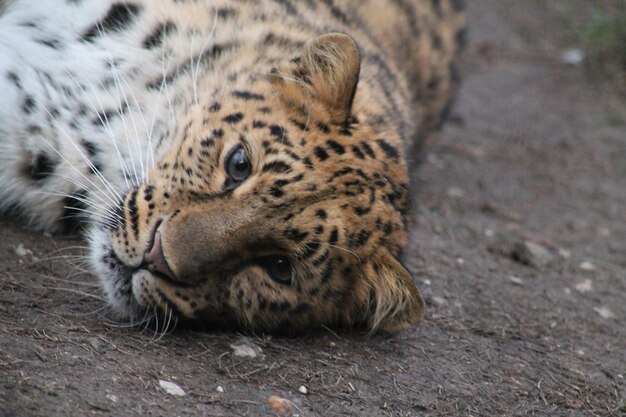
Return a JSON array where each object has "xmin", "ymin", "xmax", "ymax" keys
[
  {"xmin": 271, "ymin": 32, "xmax": 361, "ymax": 125},
  {"xmin": 351, "ymin": 250, "xmax": 424, "ymax": 333}
]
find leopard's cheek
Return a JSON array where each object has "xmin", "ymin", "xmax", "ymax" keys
[{"xmin": 219, "ymin": 264, "xmax": 340, "ymax": 330}]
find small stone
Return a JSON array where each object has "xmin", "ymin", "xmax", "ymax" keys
[
  {"xmin": 268, "ymin": 395, "xmax": 293, "ymax": 414},
  {"xmin": 447, "ymin": 187, "xmax": 465, "ymax": 198},
  {"xmin": 575, "ymin": 279, "xmax": 593, "ymax": 294},
  {"xmin": 484, "ymin": 228, "xmax": 495, "ymax": 238},
  {"xmin": 561, "ymin": 48, "xmax": 584, "ymax": 65},
  {"xmin": 509, "ymin": 276, "xmax": 524, "ymax": 286},
  {"xmin": 230, "ymin": 337, "xmax": 264, "ymax": 360},
  {"xmin": 511, "ymin": 241, "xmax": 553, "ymax": 268},
  {"xmin": 431, "ymin": 296, "xmax": 447, "ymax": 307},
  {"xmin": 558, "ymin": 248, "xmax": 571, "ymax": 259},
  {"xmin": 216, "ymin": 386, "xmax": 224, "ymax": 393},
  {"xmin": 456, "ymin": 258, "xmax": 465, "ymax": 265},
  {"xmin": 329, "ymin": 341, "xmax": 336, "ymax": 348},
  {"xmin": 594, "ymin": 307, "xmax": 615, "ymax": 319},
  {"xmin": 298, "ymin": 385, "xmax": 308, "ymax": 395},
  {"xmin": 422, "ymin": 279, "xmax": 432, "ymax": 286},
  {"xmin": 88, "ymin": 338, "xmax": 102, "ymax": 352},
  {"xmin": 14, "ymin": 244, "xmax": 33, "ymax": 257},
  {"xmin": 579, "ymin": 261, "xmax": 596, "ymax": 271},
  {"xmin": 159, "ymin": 380, "xmax": 186, "ymax": 397},
  {"xmin": 106, "ymin": 394, "xmax": 119, "ymax": 403}
]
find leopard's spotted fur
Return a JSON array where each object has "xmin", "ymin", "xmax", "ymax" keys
[{"xmin": 0, "ymin": 0, "xmax": 465, "ymax": 333}]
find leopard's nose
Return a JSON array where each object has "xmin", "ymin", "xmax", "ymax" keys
[{"xmin": 143, "ymin": 231, "xmax": 177, "ymax": 281}]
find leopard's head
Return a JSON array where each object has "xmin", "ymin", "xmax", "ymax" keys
[{"xmin": 90, "ymin": 33, "xmax": 423, "ymax": 333}]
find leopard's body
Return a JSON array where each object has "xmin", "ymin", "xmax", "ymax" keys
[{"xmin": 0, "ymin": 0, "xmax": 464, "ymax": 332}]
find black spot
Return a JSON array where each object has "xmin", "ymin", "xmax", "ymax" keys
[
  {"xmin": 92, "ymin": 108, "xmax": 117, "ymax": 126},
  {"xmin": 263, "ymin": 33, "xmax": 306, "ymax": 48},
  {"xmin": 317, "ymin": 122, "xmax": 330, "ymax": 133},
  {"xmin": 222, "ymin": 112, "xmax": 244, "ymax": 124},
  {"xmin": 217, "ymin": 7, "xmax": 238, "ymax": 18},
  {"xmin": 142, "ymin": 21, "xmax": 176, "ymax": 49},
  {"xmin": 127, "ymin": 188, "xmax": 140, "ymax": 238},
  {"xmin": 269, "ymin": 187, "xmax": 284, "ymax": 198},
  {"xmin": 376, "ymin": 139, "xmax": 400, "ymax": 160},
  {"xmin": 232, "ymin": 90, "xmax": 265, "ymax": 100},
  {"xmin": 36, "ymin": 39, "xmax": 62, "ymax": 49},
  {"xmin": 326, "ymin": 140, "xmax": 345, "ymax": 154},
  {"xmin": 349, "ymin": 230, "xmax": 372, "ymax": 248},
  {"xmin": 290, "ymin": 118, "xmax": 309, "ymax": 131},
  {"xmin": 273, "ymin": 0, "xmax": 298, "ymax": 15},
  {"xmin": 269, "ymin": 125, "xmax": 288, "ymax": 143},
  {"xmin": 209, "ymin": 102, "xmax": 221, "ymax": 112},
  {"xmin": 200, "ymin": 137, "xmax": 215, "ymax": 147},
  {"xmin": 28, "ymin": 153, "xmax": 56, "ymax": 181},
  {"xmin": 81, "ymin": 140, "xmax": 98, "ymax": 157},
  {"xmin": 328, "ymin": 3, "xmax": 348, "ymax": 21},
  {"xmin": 21, "ymin": 96, "xmax": 36, "ymax": 114},
  {"xmin": 7, "ymin": 71, "xmax": 21, "ymax": 89},
  {"xmin": 352, "ymin": 145, "xmax": 365, "ymax": 159},
  {"xmin": 315, "ymin": 209, "xmax": 327, "ymax": 219},
  {"xmin": 253, "ymin": 120, "xmax": 267, "ymax": 129},
  {"xmin": 329, "ymin": 227, "xmax": 339, "ymax": 245},
  {"xmin": 361, "ymin": 142, "xmax": 376, "ymax": 158},
  {"xmin": 313, "ymin": 146, "xmax": 329, "ymax": 161},
  {"xmin": 263, "ymin": 160, "xmax": 291, "ymax": 173},
  {"xmin": 144, "ymin": 185, "xmax": 154, "ymax": 201},
  {"xmin": 321, "ymin": 262, "xmax": 333, "ymax": 283},
  {"xmin": 82, "ymin": 3, "xmax": 143, "ymax": 42},
  {"xmin": 284, "ymin": 228, "xmax": 309, "ymax": 242}
]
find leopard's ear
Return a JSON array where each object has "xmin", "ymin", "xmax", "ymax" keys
[
  {"xmin": 350, "ymin": 250, "xmax": 424, "ymax": 333},
  {"xmin": 271, "ymin": 32, "xmax": 361, "ymax": 125}
]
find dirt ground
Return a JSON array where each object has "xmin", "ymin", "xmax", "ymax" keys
[{"xmin": 1, "ymin": 1, "xmax": 625, "ymax": 416}]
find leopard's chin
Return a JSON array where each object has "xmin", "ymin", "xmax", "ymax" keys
[{"xmin": 88, "ymin": 225, "xmax": 141, "ymax": 321}]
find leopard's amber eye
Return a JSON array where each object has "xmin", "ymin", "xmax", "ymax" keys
[
  {"xmin": 264, "ymin": 256, "xmax": 293, "ymax": 284},
  {"xmin": 226, "ymin": 145, "xmax": 251, "ymax": 183}
]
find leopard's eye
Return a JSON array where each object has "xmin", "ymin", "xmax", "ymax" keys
[
  {"xmin": 263, "ymin": 256, "xmax": 293, "ymax": 284},
  {"xmin": 226, "ymin": 145, "xmax": 251, "ymax": 183}
]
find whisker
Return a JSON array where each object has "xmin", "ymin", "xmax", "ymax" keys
[
  {"xmin": 26, "ymin": 89, "xmax": 124, "ymax": 206},
  {"xmin": 62, "ymin": 69, "xmax": 133, "ymax": 190},
  {"xmin": 90, "ymin": 20, "xmax": 143, "ymax": 187},
  {"xmin": 34, "ymin": 286, "xmax": 105, "ymax": 301},
  {"xmin": 191, "ymin": 6, "xmax": 219, "ymax": 106}
]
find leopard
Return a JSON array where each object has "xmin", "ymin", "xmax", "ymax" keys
[{"xmin": 0, "ymin": 0, "xmax": 465, "ymax": 333}]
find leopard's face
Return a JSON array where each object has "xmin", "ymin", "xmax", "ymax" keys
[{"xmin": 89, "ymin": 34, "xmax": 423, "ymax": 333}]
